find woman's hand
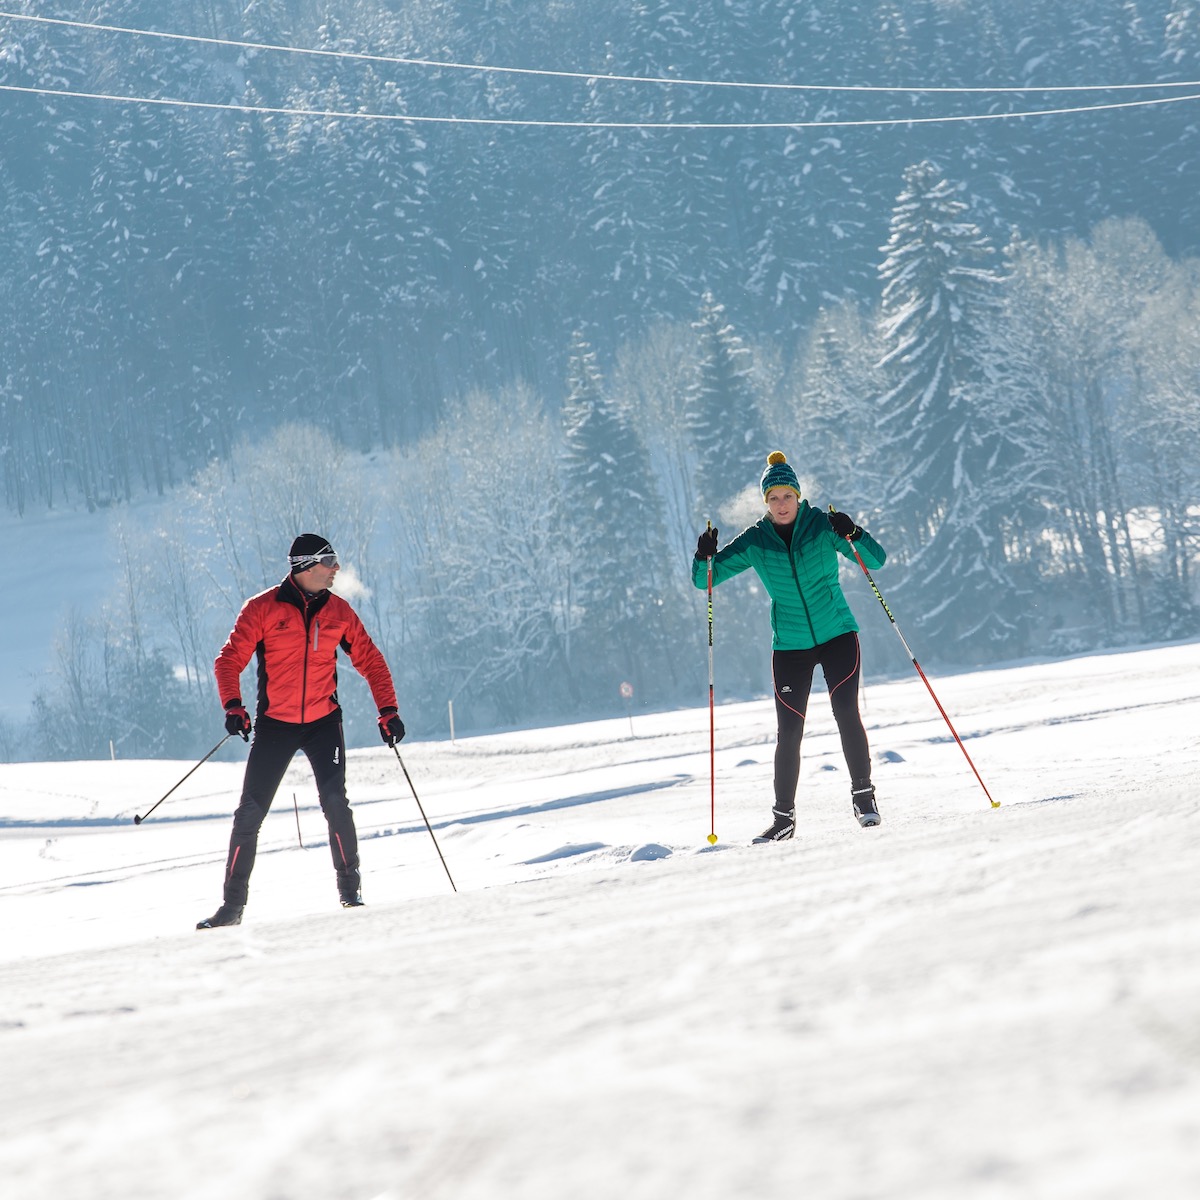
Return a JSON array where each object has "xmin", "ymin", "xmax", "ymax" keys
[
  {"xmin": 696, "ymin": 527, "xmax": 719, "ymax": 558},
  {"xmin": 828, "ymin": 510, "xmax": 861, "ymax": 540}
]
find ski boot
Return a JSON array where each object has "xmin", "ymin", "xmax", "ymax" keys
[
  {"xmin": 753, "ymin": 808, "xmax": 796, "ymax": 843},
  {"xmin": 852, "ymin": 780, "xmax": 881, "ymax": 828},
  {"xmin": 196, "ymin": 903, "xmax": 244, "ymax": 930},
  {"xmin": 338, "ymin": 868, "xmax": 364, "ymax": 908}
]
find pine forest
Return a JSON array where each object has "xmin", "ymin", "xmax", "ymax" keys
[{"xmin": 1, "ymin": 0, "xmax": 1199, "ymax": 759}]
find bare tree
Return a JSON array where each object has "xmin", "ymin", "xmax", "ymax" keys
[{"xmin": 395, "ymin": 385, "xmax": 576, "ymax": 727}]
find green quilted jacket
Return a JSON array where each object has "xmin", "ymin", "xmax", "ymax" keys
[{"xmin": 691, "ymin": 501, "xmax": 886, "ymax": 651}]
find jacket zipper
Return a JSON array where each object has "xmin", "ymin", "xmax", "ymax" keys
[
  {"xmin": 299, "ymin": 598, "xmax": 311, "ymax": 722},
  {"xmin": 778, "ymin": 518, "xmax": 817, "ymax": 643}
]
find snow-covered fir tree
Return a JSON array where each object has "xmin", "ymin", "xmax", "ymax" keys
[
  {"xmin": 788, "ymin": 302, "xmax": 886, "ymax": 517},
  {"xmin": 874, "ymin": 161, "xmax": 1034, "ymax": 656},
  {"xmin": 560, "ymin": 330, "xmax": 669, "ymax": 697},
  {"xmin": 875, "ymin": 160, "xmax": 1000, "ymax": 546},
  {"xmin": 685, "ymin": 292, "xmax": 767, "ymax": 517}
]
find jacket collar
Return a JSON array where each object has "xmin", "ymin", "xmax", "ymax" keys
[
  {"xmin": 277, "ymin": 573, "xmax": 332, "ymax": 616},
  {"xmin": 760, "ymin": 498, "xmax": 811, "ymax": 541}
]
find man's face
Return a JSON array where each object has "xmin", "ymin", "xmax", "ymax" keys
[{"xmin": 295, "ymin": 558, "xmax": 339, "ymax": 592}]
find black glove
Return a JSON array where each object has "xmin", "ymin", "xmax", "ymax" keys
[
  {"xmin": 378, "ymin": 707, "xmax": 406, "ymax": 747},
  {"xmin": 828, "ymin": 510, "xmax": 861, "ymax": 541},
  {"xmin": 695, "ymin": 526, "xmax": 719, "ymax": 559},
  {"xmin": 224, "ymin": 700, "xmax": 252, "ymax": 741}
]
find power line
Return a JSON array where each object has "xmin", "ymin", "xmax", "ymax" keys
[
  {"xmin": 3, "ymin": 79, "xmax": 1199, "ymax": 129},
  {"xmin": 3, "ymin": 9, "xmax": 1199, "ymax": 95}
]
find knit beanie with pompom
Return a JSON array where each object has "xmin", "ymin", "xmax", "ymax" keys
[{"xmin": 760, "ymin": 451, "xmax": 801, "ymax": 501}]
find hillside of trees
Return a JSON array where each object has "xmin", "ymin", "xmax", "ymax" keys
[{"xmin": 1, "ymin": 2, "xmax": 1198, "ymax": 758}]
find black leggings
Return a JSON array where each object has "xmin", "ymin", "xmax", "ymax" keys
[
  {"xmin": 772, "ymin": 631, "xmax": 871, "ymax": 811},
  {"xmin": 223, "ymin": 711, "xmax": 356, "ymax": 904}
]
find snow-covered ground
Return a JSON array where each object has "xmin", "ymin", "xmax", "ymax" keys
[{"xmin": 2, "ymin": 641, "xmax": 1199, "ymax": 1199}]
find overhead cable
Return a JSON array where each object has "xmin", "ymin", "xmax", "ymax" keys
[
  {"xmin": 3, "ymin": 9, "xmax": 1199, "ymax": 95},
  {"xmin": 3, "ymin": 79, "xmax": 1199, "ymax": 128}
]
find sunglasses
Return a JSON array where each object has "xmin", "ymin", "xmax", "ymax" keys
[{"xmin": 290, "ymin": 553, "xmax": 339, "ymax": 569}]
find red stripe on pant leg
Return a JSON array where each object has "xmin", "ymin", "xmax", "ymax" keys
[
  {"xmin": 335, "ymin": 833, "xmax": 348, "ymax": 866},
  {"xmin": 828, "ymin": 636, "xmax": 862, "ymax": 699},
  {"xmin": 226, "ymin": 846, "xmax": 240, "ymax": 881}
]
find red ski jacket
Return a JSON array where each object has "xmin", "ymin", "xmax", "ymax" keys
[{"xmin": 214, "ymin": 575, "xmax": 398, "ymax": 724}]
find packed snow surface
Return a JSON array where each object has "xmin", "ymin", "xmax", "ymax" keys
[{"xmin": 2, "ymin": 642, "xmax": 1199, "ymax": 1199}]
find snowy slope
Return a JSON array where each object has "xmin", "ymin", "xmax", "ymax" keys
[{"xmin": 2, "ymin": 643, "xmax": 1199, "ymax": 1199}]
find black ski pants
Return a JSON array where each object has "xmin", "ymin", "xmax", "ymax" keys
[
  {"xmin": 772, "ymin": 631, "xmax": 872, "ymax": 812},
  {"xmin": 223, "ymin": 711, "xmax": 358, "ymax": 905}
]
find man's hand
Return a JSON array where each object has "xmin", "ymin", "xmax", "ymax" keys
[
  {"xmin": 378, "ymin": 707, "xmax": 406, "ymax": 747},
  {"xmin": 224, "ymin": 700, "xmax": 252, "ymax": 741}
]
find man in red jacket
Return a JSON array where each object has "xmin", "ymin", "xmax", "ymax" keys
[{"xmin": 197, "ymin": 533, "xmax": 406, "ymax": 929}]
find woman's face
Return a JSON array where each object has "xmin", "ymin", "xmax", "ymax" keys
[{"xmin": 765, "ymin": 487, "xmax": 799, "ymax": 524}]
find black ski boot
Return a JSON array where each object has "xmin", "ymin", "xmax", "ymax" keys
[
  {"xmin": 196, "ymin": 903, "xmax": 244, "ymax": 930},
  {"xmin": 338, "ymin": 869, "xmax": 364, "ymax": 908},
  {"xmin": 852, "ymin": 780, "xmax": 881, "ymax": 828},
  {"xmin": 753, "ymin": 808, "xmax": 796, "ymax": 843}
]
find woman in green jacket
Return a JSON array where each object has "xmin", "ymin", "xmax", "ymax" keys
[{"xmin": 692, "ymin": 451, "xmax": 887, "ymax": 841}]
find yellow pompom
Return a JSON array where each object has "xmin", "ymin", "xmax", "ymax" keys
[{"xmin": 767, "ymin": 450, "xmax": 787, "ymax": 466}]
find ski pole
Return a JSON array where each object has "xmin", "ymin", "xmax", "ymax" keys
[
  {"xmin": 832, "ymin": 507, "xmax": 999, "ymax": 809},
  {"xmin": 706, "ymin": 520, "xmax": 718, "ymax": 844},
  {"xmin": 133, "ymin": 734, "xmax": 234, "ymax": 824},
  {"xmin": 292, "ymin": 792, "xmax": 305, "ymax": 848},
  {"xmin": 392, "ymin": 745, "xmax": 458, "ymax": 892}
]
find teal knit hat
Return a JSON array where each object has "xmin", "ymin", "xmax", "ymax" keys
[{"xmin": 760, "ymin": 451, "xmax": 801, "ymax": 501}]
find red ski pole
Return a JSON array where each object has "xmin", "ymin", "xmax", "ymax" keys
[
  {"xmin": 706, "ymin": 521, "xmax": 718, "ymax": 844},
  {"xmin": 833, "ymin": 508, "xmax": 999, "ymax": 810}
]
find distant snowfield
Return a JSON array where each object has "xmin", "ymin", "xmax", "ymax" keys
[
  {"xmin": 2, "ymin": 642, "xmax": 1199, "ymax": 1199},
  {"xmin": 0, "ymin": 505, "xmax": 123, "ymax": 722}
]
